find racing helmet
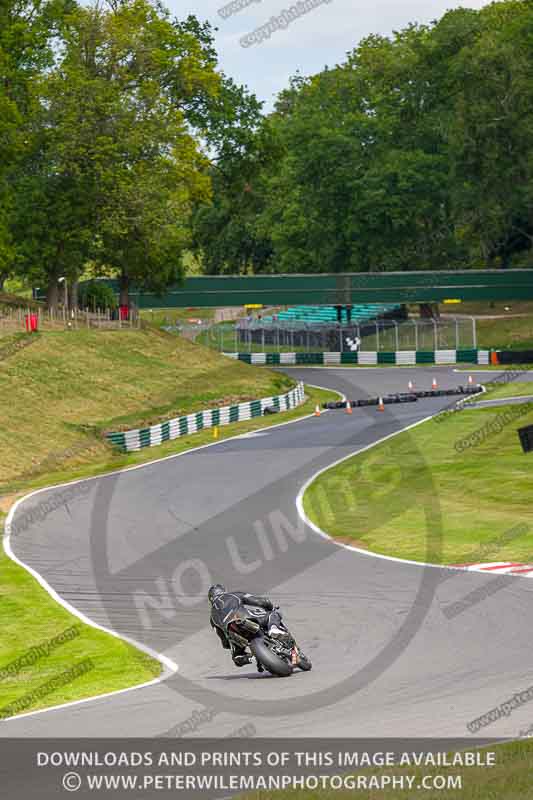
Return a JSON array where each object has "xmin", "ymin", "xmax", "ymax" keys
[{"xmin": 208, "ymin": 584, "xmax": 226, "ymax": 605}]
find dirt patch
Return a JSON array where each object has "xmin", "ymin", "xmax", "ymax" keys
[{"xmin": 0, "ymin": 493, "xmax": 23, "ymax": 515}]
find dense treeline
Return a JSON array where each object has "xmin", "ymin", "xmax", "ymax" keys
[
  {"xmin": 193, "ymin": 0, "xmax": 533, "ymax": 275},
  {"xmin": 2, "ymin": 1, "xmax": 532, "ymax": 305},
  {"xmin": 0, "ymin": 0, "xmax": 261, "ymax": 306}
]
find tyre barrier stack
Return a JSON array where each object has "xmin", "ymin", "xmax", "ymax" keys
[
  {"xmin": 495, "ymin": 350, "xmax": 533, "ymax": 365},
  {"xmin": 322, "ymin": 385, "xmax": 482, "ymax": 410}
]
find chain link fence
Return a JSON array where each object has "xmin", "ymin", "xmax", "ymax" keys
[{"xmin": 196, "ymin": 317, "xmax": 478, "ymax": 354}]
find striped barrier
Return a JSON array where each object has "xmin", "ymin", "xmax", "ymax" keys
[
  {"xmin": 106, "ymin": 382, "xmax": 306, "ymax": 452},
  {"xmin": 225, "ymin": 350, "xmax": 491, "ymax": 366}
]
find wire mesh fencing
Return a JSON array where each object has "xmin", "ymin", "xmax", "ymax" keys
[{"xmin": 197, "ymin": 316, "xmax": 478, "ymax": 354}]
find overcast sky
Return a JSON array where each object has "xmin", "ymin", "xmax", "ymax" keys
[{"xmin": 165, "ymin": 0, "xmax": 491, "ymax": 109}]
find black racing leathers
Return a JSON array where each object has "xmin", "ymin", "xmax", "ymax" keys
[{"xmin": 210, "ymin": 591, "xmax": 274, "ymax": 657}]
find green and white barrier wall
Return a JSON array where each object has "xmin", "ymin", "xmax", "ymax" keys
[
  {"xmin": 224, "ymin": 350, "xmax": 490, "ymax": 366},
  {"xmin": 106, "ymin": 381, "xmax": 306, "ymax": 452}
]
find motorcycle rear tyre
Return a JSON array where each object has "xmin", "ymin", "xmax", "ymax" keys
[{"xmin": 250, "ymin": 637, "xmax": 292, "ymax": 677}]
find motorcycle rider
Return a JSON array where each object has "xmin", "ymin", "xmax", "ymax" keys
[{"xmin": 208, "ymin": 584, "xmax": 282, "ymax": 668}]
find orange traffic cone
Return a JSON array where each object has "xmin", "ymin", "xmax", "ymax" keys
[
  {"xmin": 315, "ymin": 404, "xmax": 321, "ymax": 417},
  {"xmin": 432, "ymin": 377, "xmax": 438, "ymax": 390},
  {"xmin": 345, "ymin": 402, "xmax": 353, "ymax": 414},
  {"xmin": 377, "ymin": 397, "xmax": 385, "ymax": 412}
]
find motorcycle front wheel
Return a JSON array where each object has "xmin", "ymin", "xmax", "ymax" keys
[
  {"xmin": 249, "ymin": 636, "xmax": 292, "ymax": 677},
  {"xmin": 297, "ymin": 652, "xmax": 312, "ymax": 671}
]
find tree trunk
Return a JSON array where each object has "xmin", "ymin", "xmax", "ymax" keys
[
  {"xmin": 0, "ymin": 272, "xmax": 6, "ymax": 293},
  {"xmin": 48, "ymin": 240, "xmax": 65, "ymax": 311},
  {"xmin": 419, "ymin": 302, "xmax": 440, "ymax": 319},
  {"xmin": 46, "ymin": 279, "xmax": 59, "ymax": 311},
  {"xmin": 68, "ymin": 279, "xmax": 79, "ymax": 310},
  {"xmin": 119, "ymin": 270, "xmax": 129, "ymax": 307}
]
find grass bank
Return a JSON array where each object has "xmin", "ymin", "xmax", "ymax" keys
[
  {"xmin": 140, "ymin": 307, "xmax": 216, "ymax": 326},
  {"xmin": 1, "ymin": 383, "xmax": 333, "ymax": 499},
  {"xmin": 303, "ymin": 401, "xmax": 533, "ymax": 564},
  {"xmin": 441, "ymin": 299, "xmax": 533, "ymax": 350},
  {"xmin": 0, "ymin": 327, "xmax": 296, "ymax": 493},
  {"xmin": 476, "ymin": 315, "xmax": 533, "ymax": 350}
]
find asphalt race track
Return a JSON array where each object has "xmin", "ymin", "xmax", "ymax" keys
[{"xmin": 3, "ymin": 367, "xmax": 533, "ymax": 740}]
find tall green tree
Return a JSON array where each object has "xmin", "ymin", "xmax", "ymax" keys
[
  {"xmin": 258, "ymin": 26, "xmax": 469, "ymax": 274},
  {"xmin": 0, "ymin": 0, "xmax": 72, "ymax": 290},
  {"xmin": 13, "ymin": 0, "xmax": 220, "ymax": 307},
  {"xmin": 444, "ymin": 0, "xmax": 533, "ymax": 266},
  {"xmin": 217, "ymin": 0, "xmax": 533, "ymax": 276},
  {"xmin": 192, "ymin": 101, "xmax": 281, "ymax": 275}
]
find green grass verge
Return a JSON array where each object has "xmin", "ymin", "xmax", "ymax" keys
[
  {"xmin": 435, "ymin": 299, "xmax": 533, "ymax": 316},
  {"xmin": 476, "ymin": 315, "xmax": 533, "ymax": 351},
  {"xmin": 482, "ymin": 381, "xmax": 533, "ymax": 400},
  {"xmin": 440, "ymin": 299, "xmax": 533, "ymax": 350},
  {"xmin": 140, "ymin": 307, "xmax": 216, "ymax": 326},
  {"xmin": 0, "ymin": 539, "xmax": 161, "ymax": 717},
  {"xmin": 0, "ymin": 327, "xmax": 296, "ymax": 492},
  {"xmin": 303, "ymin": 402, "xmax": 533, "ymax": 564},
  {"xmin": 441, "ymin": 299, "xmax": 533, "ymax": 351},
  {"xmin": 241, "ymin": 740, "xmax": 533, "ymax": 800}
]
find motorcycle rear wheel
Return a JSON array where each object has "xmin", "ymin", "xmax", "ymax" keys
[{"xmin": 250, "ymin": 637, "xmax": 292, "ymax": 677}]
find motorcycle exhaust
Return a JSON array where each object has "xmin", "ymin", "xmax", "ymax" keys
[{"xmin": 239, "ymin": 618, "xmax": 260, "ymax": 633}]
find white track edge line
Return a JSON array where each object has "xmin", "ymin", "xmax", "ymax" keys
[
  {"xmin": 295, "ymin": 393, "xmax": 527, "ymax": 576},
  {"xmin": 296, "ymin": 413, "xmax": 462, "ymax": 571},
  {"xmin": 1, "ymin": 381, "xmax": 341, "ymax": 723},
  {"xmin": 470, "ymin": 395, "xmax": 533, "ymax": 406},
  {"xmin": 283, "ymin": 365, "xmax": 458, "ymax": 370}
]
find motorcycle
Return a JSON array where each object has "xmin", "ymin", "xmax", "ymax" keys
[{"xmin": 225, "ymin": 605, "xmax": 312, "ymax": 677}]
